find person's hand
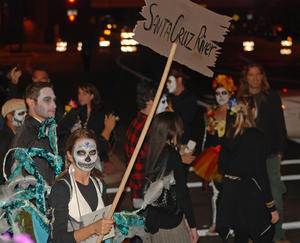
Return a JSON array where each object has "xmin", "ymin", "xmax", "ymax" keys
[
  {"xmin": 92, "ymin": 218, "xmax": 114, "ymax": 235},
  {"xmin": 101, "ymin": 113, "xmax": 117, "ymax": 141},
  {"xmin": 181, "ymin": 153, "xmax": 196, "ymax": 165},
  {"xmin": 104, "ymin": 113, "xmax": 117, "ymax": 133},
  {"xmin": 271, "ymin": 210, "xmax": 279, "ymax": 224},
  {"xmin": 180, "ymin": 145, "xmax": 187, "ymax": 154},
  {"xmin": 7, "ymin": 67, "xmax": 22, "ymax": 84},
  {"xmin": 189, "ymin": 227, "xmax": 199, "ymax": 243}
]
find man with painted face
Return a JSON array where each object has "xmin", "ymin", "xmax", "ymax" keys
[
  {"xmin": 0, "ymin": 98, "xmax": 27, "ymax": 184},
  {"xmin": 5, "ymin": 66, "xmax": 64, "ymax": 122},
  {"xmin": 167, "ymin": 72, "xmax": 197, "ymax": 144},
  {"xmin": 11, "ymin": 82, "xmax": 57, "ymax": 184}
]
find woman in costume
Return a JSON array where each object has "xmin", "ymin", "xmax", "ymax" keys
[
  {"xmin": 193, "ymin": 74, "xmax": 236, "ymax": 234},
  {"xmin": 58, "ymin": 83, "xmax": 117, "ymax": 170},
  {"xmin": 216, "ymin": 96, "xmax": 279, "ymax": 243},
  {"xmin": 143, "ymin": 112, "xmax": 198, "ymax": 243},
  {"xmin": 49, "ymin": 128, "xmax": 114, "ymax": 242}
]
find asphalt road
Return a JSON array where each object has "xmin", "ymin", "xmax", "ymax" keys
[{"xmin": 104, "ymin": 140, "xmax": 300, "ymax": 243}]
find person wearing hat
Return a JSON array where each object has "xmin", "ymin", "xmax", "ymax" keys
[{"xmin": 0, "ymin": 98, "xmax": 26, "ymax": 184}]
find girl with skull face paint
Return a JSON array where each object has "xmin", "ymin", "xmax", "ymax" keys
[
  {"xmin": 193, "ymin": 74, "xmax": 237, "ymax": 235},
  {"xmin": 49, "ymin": 129, "xmax": 114, "ymax": 243}
]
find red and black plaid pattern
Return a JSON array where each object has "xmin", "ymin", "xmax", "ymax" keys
[{"xmin": 125, "ymin": 112, "xmax": 149, "ymax": 199}]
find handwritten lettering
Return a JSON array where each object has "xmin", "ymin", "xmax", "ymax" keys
[{"xmin": 142, "ymin": 3, "xmax": 217, "ymax": 57}]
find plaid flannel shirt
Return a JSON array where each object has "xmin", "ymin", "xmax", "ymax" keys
[{"xmin": 125, "ymin": 112, "xmax": 149, "ymax": 199}]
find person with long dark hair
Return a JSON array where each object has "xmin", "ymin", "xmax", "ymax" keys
[
  {"xmin": 143, "ymin": 112, "xmax": 198, "ymax": 243},
  {"xmin": 49, "ymin": 128, "xmax": 114, "ymax": 242},
  {"xmin": 216, "ymin": 96, "xmax": 279, "ymax": 243},
  {"xmin": 58, "ymin": 83, "xmax": 117, "ymax": 167}
]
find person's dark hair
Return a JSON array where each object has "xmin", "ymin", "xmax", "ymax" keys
[
  {"xmin": 25, "ymin": 82, "xmax": 53, "ymax": 101},
  {"xmin": 136, "ymin": 82, "xmax": 155, "ymax": 110},
  {"xmin": 238, "ymin": 63, "xmax": 270, "ymax": 98},
  {"xmin": 227, "ymin": 95, "xmax": 256, "ymax": 138},
  {"xmin": 174, "ymin": 74, "xmax": 187, "ymax": 87},
  {"xmin": 55, "ymin": 128, "xmax": 102, "ymax": 183},
  {"xmin": 32, "ymin": 66, "xmax": 50, "ymax": 78},
  {"xmin": 78, "ymin": 82, "xmax": 102, "ymax": 108},
  {"xmin": 145, "ymin": 112, "xmax": 183, "ymax": 175}
]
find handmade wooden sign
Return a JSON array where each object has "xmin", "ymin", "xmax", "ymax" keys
[{"xmin": 134, "ymin": 0, "xmax": 232, "ymax": 77}]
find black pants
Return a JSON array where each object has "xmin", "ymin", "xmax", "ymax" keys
[{"xmin": 234, "ymin": 225, "xmax": 274, "ymax": 243}]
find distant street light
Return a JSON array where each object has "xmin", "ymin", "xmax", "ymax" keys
[
  {"xmin": 56, "ymin": 41, "xmax": 67, "ymax": 52},
  {"xmin": 99, "ymin": 40, "xmax": 110, "ymax": 47},
  {"xmin": 67, "ymin": 9, "xmax": 77, "ymax": 22},
  {"xmin": 121, "ymin": 46, "xmax": 137, "ymax": 53},
  {"xmin": 243, "ymin": 41, "xmax": 254, "ymax": 51},
  {"xmin": 280, "ymin": 48, "xmax": 292, "ymax": 55}
]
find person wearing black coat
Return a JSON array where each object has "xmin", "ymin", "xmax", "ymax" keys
[
  {"xmin": 11, "ymin": 83, "xmax": 57, "ymax": 185},
  {"xmin": 216, "ymin": 96, "xmax": 279, "ymax": 243},
  {"xmin": 238, "ymin": 64, "xmax": 288, "ymax": 243}
]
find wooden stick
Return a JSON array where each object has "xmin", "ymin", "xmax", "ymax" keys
[{"xmin": 97, "ymin": 43, "xmax": 177, "ymax": 243}]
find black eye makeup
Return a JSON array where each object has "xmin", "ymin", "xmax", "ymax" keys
[{"xmin": 216, "ymin": 91, "xmax": 229, "ymax": 96}]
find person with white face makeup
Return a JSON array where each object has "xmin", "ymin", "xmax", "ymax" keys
[
  {"xmin": 0, "ymin": 98, "xmax": 26, "ymax": 184},
  {"xmin": 193, "ymin": 74, "xmax": 237, "ymax": 235},
  {"xmin": 156, "ymin": 93, "xmax": 168, "ymax": 114},
  {"xmin": 49, "ymin": 129, "xmax": 114, "ymax": 243},
  {"xmin": 11, "ymin": 82, "xmax": 57, "ymax": 185},
  {"xmin": 166, "ymin": 73, "xmax": 197, "ymax": 145}
]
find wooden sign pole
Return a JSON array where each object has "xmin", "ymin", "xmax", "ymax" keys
[{"xmin": 97, "ymin": 43, "xmax": 177, "ymax": 243}]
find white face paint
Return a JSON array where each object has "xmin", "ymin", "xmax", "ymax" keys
[
  {"xmin": 215, "ymin": 87, "xmax": 230, "ymax": 106},
  {"xmin": 12, "ymin": 108, "xmax": 27, "ymax": 127},
  {"xmin": 156, "ymin": 94, "xmax": 168, "ymax": 114},
  {"xmin": 35, "ymin": 87, "xmax": 56, "ymax": 119},
  {"xmin": 72, "ymin": 138, "xmax": 97, "ymax": 172},
  {"xmin": 166, "ymin": 76, "xmax": 177, "ymax": 94}
]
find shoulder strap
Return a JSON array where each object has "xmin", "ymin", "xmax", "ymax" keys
[
  {"xmin": 59, "ymin": 178, "xmax": 73, "ymax": 201},
  {"xmin": 91, "ymin": 176, "xmax": 107, "ymax": 204}
]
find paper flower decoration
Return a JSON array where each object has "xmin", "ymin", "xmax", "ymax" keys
[{"xmin": 212, "ymin": 74, "xmax": 237, "ymax": 93}]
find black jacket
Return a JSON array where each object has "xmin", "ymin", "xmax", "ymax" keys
[
  {"xmin": 217, "ymin": 128, "xmax": 276, "ymax": 240},
  {"xmin": 0, "ymin": 124, "xmax": 15, "ymax": 184},
  {"xmin": 170, "ymin": 89, "xmax": 197, "ymax": 144},
  {"xmin": 11, "ymin": 115, "xmax": 55, "ymax": 184},
  {"xmin": 255, "ymin": 90, "xmax": 287, "ymax": 156}
]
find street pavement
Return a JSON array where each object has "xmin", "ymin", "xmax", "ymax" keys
[{"xmin": 103, "ymin": 140, "xmax": 300, "ymax": 243}]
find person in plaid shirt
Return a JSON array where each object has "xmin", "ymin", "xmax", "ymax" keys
[{"xmin": 125, "ymin": 82, "xmax": 155, "ymax": 209}]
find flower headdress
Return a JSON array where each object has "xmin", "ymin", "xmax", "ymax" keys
[{"xmin": 212, "ymin": 74, "xmax": 237, "ymax": 93}]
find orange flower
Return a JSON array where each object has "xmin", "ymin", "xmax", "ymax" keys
[{"xmin": 212, "ymin": 74, "xmax": 237, "ymax": 93}]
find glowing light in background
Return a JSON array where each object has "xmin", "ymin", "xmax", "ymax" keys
[
  {"xmin": 56, "ymin": 41, "xmax": 67, "ymax": 52},
  {"xmin": 280, "ymin": 48, "xmax": 292, "ymax": 55},
  {"xmin": 243, "ymin": 41, "xmax": 254, "ymax": 51}
]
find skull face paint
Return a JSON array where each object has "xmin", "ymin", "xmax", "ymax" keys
[
  {"xmin": 215, "ymin": 87, "xmax": 230, "ymax": 106},
  {"xmin": 166, "ymin": 76, "xmax": 177, "ymax": 94},
  {"xmin": 35, "ymin": 87, "xmax": 56, "ymax": 119},
  {"xmin": 156, "ymin": 94, "xmax": 168, "ymax": 114},
  {"xmin": 12, "ymin": 108, "xmax": 27, "ymax": 127},
  {"xmin": 72, "ymin": 138, "xmax": 97, "ymax": 172}
]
